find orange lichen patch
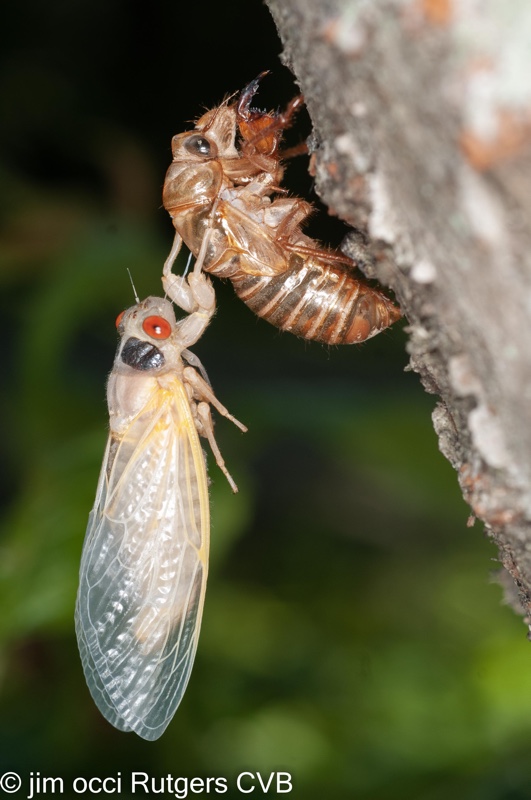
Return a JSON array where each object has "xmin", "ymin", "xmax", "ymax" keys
[
  {"xmin": 402, "ymin": 0, "xmax": 452, "ymax": 30},
  {"xmin": 420, "ymin": 0, "xmax": 452, "ymax": 26},
  {"xmin": 461, "ymin": 109, "xmax": 531, "ymax": 171},
  {"xmin": 321, "ymin": 18, "xmax": 339, "ymax": 44},
  {"xmin": 459, "ymin": 463, "xmax": 521, "ymax": 528}
]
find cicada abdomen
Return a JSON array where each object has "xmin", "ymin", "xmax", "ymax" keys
[
  {"xmin": 76, "ymin": 270, "xmax": 245, "ymax": 740},
  {"xmin": 162, "ymin": 74, "xmax": 401, "ymax": 344},
  {"xmin": 229, "ymin": 254, "xmax": 400, "ymax": 344}
]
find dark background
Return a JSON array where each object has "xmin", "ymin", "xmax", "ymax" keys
[{"xmin": 2, "ymin": 2, "xmax": 531, "ymax": 799}]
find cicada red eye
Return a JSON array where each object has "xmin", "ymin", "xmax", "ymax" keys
[
  {"xmin": 115, "ymin": 311, "xmax": 125, "ymax": 329},
  {"xmin": 143, "ymin": 315, "xmax": 172, "ymax": 339}
]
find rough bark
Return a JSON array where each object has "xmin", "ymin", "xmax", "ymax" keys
[{"xmin": 265, "ymin": 0, "xmax": 531, "ymax": 621}]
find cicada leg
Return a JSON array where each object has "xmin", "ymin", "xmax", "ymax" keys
[
  {"xmin": 163, "ymin": 230, "xmax": 183, "ymax": 276},
  {"xmin": 195, "ymin": 401, "xmax": 241, "ymax": 494},
  {"xmin": 163, "ymin": 198, "xmax": 220, "ymax": 311},
  {"xmin": 184, "ymin": 367, "xmax": 247, "ymax": 434},
  {"xmin": 182, "ymin": 366, "xmax": 247, "ymax": 494}
]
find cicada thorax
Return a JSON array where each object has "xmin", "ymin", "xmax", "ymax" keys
[{"xmin": 162, "ymin": 75, "xmax": 401, "ymax": 345}]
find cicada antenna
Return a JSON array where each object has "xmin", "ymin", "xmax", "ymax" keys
[{"xmin": 126, "ymin": 268, "xmax": 140, "ymax": 304}]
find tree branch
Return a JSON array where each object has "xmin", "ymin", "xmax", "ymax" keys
[{"xmin": 265, "ymin": 0, "xmax": 531, "ymax": 619}]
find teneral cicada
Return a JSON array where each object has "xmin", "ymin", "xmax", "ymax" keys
[
  {"xmin": 76, "ymin": 266, "xmax": 245, "ymax": 740},
  {"xmin": 162, "ymin": 74, "xmax": 401, "ymax": 344}
]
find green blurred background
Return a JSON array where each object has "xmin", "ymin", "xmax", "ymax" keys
[{"xmin": 2, "ymin": 2, "xmax": 531, "ymax": 798}]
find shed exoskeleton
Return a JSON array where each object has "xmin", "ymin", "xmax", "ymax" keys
[{"xmin": 162, "ymin": 74, "xmax": 401, "ymax": 344}]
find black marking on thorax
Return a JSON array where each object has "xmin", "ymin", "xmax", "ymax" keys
[{"xmin": 120, "ymin": 337, "xmax": 165, "ymax": 371}]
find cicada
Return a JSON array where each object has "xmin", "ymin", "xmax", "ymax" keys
[
  {"xmin": 162, "ymin": 74, "xmax": 401, "ymax": 344},
  {"xmin": 75, "ymin": 266, "xmax": 245, "ymax": 740}
]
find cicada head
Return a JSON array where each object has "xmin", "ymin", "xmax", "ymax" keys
[
  {"xmin": 164, "ymin": 105, "xmax": 238, "ymax": 212},
  {"xmin": 195, "ymin": 103, "xmax": 239, "ymax": 158},
  {"xmin": 114, "ymin": 297, "xmax": 182, "ymax": 373},
  {"xmin": 170, "ymin": 101, "xmax": 239, "ymax": 165}
]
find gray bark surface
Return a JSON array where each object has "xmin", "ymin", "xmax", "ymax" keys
[{"xmin": 265, "ymin": 0, "xmax": 531, "ymax": 619}]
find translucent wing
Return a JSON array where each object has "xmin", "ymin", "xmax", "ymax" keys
[{"xmin": 75, "ymin": 378, "xmax": 209, "ymax": 740}]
